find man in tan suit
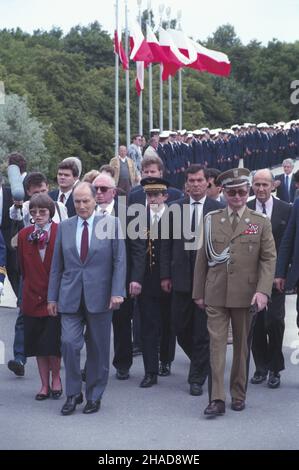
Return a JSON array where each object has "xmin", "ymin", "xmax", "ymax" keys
[
  {"xmin": 109, "ymin": 146, "xmax": 140, "ymax": 194},
  {"xmin": 193, "ymin": 168, "xmax": 276, "ymax": 417}
]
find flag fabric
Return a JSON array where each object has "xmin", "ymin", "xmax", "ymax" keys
[
  {"xmin": 114, "ymin": 29, "xmax": 129, "ymax": 71},
  {"xmin": 130, "ymin": 21, "xmax": 153, "ymax": 63},
  {"xmin": 168, "ymin": 29, "xmax": 231, "ymax": 77},
  {"xmin": 135, "ymin": 61, "xmax": 144, "ymax": 96},
  {"xmin": 158, "ymin": 27, "xmax": 193, "ymax": 80}
]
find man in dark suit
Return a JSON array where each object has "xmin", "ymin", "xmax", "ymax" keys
[
  {"xmin": 247, "ymin": 169, "xmax": 291, "ymax": 388},
  {"xmin": 275, "ymin": 196, "xmax": 299, "ymax": 335},
  {"xmin": 48, "ymin": 182, "xmax": 126, "ymax": 415},
  {"xmin": 92, "ymin": 173, "xmax": 145, "ymax": 380},
  {"xmin": 128, "ymin": 155, "xmax": 183, "ymax": 206},
  {"xmin": 274, "ymin": 158, "xmax": 296, "ymax": 203},
  {"xmin": 160, "ymin": 164, "xmax": 222, "ymax": 396},
  {"xmin": 49, "ymin": 160, "xmax": 79, "ymax": 217}
]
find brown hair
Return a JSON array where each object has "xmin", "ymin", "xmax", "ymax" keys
[
  {"xmin": 141, "ymin": 156, "xmax": 164, "ymax": 172},
  {"xmin": 29, "ymin": 194, "xmax": 55, "ymax": 219}
]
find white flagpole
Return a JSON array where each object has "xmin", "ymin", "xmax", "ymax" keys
[
  {"xmin": 125, "ymin": 0, "xmax": 131, "ymax": 148},
  {"xmin": 177, "ymin": 10, "xmax": 183, "ymax": 130},
  {"xmin": 166, "ymin": 6, "xmax": 172, "ymax": 131},
  {"xmin": 159, "ymin": 4, "xmax": 164, "ymax": 132},
  {"xmin": 115, "ymin": 0, "xmax": 119, "ymax": 154},
  {"xmin": 147, "ymin": 1, "xmax": 153, "ymax": 132},
  {"xmin": 137, "ymin": 0, "xmax": 143, "ymax": 136}
]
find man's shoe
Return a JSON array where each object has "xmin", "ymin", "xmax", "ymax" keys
[
  {"xmin": 204, "ymin": 400, "xmax": 225, "ymax": 416},
  {"xmin": 61, "ymin": 393, "xmax": 83, "ymax": 415},
  {"xmin": 7, "ymin": 360, "xmax": 25, "ymax": 377},
  {"xmin": 140, "ymin": 373, "xmax": 157, "ymax": 388},
  {"xmin": 116, "ymin": 368, "xmax": 130, "ymax": 380},
  {"xmin": 83, "ymin": 399, "xmax": 101, "ymax": 414},
  {"xmin": 250, "ymin": 372, "xmax": 267, "ymax": 384},
  {"xmin": 231, "ymin": 398, "xmax": 245, "ymax": 411},
  {"xmin": 268, "ymin": 372, "xmax": 280, "ymax": 389},
  {"xmin": 158, "ymin": 362, "xmax": 171, "ymax": 377},
  {"xmin": 190, "ymin": 383, "xmax": 203, "ymax": 396}
]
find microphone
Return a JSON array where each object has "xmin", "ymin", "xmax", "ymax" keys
[{"xmin": 7, "ymin": 164, "xmax": 25, "ymax": 201}]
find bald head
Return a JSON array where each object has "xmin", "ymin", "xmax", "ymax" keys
[{"xmin": 252, "ymin": 169, "xmax": 274, "ymax": 203}]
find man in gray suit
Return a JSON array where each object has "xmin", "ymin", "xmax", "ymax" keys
[{"xmin": 48, "ymin": 182, "xmax": 126, "ymax": 415}]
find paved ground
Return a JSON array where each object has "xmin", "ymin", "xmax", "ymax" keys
[{"xmin": 0, "ymin": 295, "xmax": 299, "ymax": 451}]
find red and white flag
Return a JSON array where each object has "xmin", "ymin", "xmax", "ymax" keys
[
  {"xmin": 130, "ymin": 21, "xmax": 153, "ymax": 63},
  {"xmin": 158, "ymin": 27, "xmax": 192, "ymax": 80},
  {"xmin": 114, "ymin": 29, "xmax": 129, "ymax": 71},
  {"xmin": 189, "ymin": 39, "xmax": 231, "ymax": 76},
  {"xmin": 135, "ymin": 61, "xmax": 144, "ymax": 96}
]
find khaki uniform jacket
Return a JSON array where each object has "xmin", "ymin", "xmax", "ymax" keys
[
  {"xmin": 109, "ymin": 156, "xmax": 139, "ymax": 187},
  {"xmin": 192, "ymin": 207, "xmax": 276, "ymax": 308}
]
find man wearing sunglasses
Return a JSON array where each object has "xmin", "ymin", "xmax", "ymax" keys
[{"xmin": 193, "ymin": 168, "xmax": 276, "ymax": 417}]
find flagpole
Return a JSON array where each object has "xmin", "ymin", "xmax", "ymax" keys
[
  {"xmin": 115, "ymin": 0, "xmax": 119, "ymax": 154},
  {"xmin": 137, "ymin": 0, "xmax": 143, "ymax": 136},
  {"xmin": 159, "ymin": 4, "xmax": 164, "ymax": 132},
  {"xmin": 147, "ymin": 1, "xmax": 153, "ymax": 132},
  {"xmin": 177, "ymin": 10, "xmax": 183, "ymax": 130},
  {"xmin": 166, "ymin": 7, "xmax": 172, "ymax": 131},
  {"xmin": 125, "ymin": 0, "xmax": 131, "ymax": 148}
]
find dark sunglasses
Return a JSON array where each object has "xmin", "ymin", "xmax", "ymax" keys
[
  {"xmin": 225, "ymin": 189, "xmax": 248, "ymax": 197},
  {"xmin": 94, "ymin": 186, "xmax": 113, "ymax": 193},
  {"xmin": 29, "ymin": 208, "xmax": 49, "ymax": 216}
]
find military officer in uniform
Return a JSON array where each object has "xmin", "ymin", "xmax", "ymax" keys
[{"xmin": 193, "ymin": 168, "xmax": 276, "ymax": 417}]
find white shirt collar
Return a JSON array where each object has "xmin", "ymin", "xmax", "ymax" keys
[
  {"xmin": 78, "ymin": 211, "xmax": 95, "ymax": 227},
  {"xmin": 190, "ymin": 195, "xmax": 206, "ymax": 205},
  {"xmin": 97, "ymin": 199, "xmax": 115, "ymax": 215}
]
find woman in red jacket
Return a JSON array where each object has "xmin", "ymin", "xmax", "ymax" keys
[{"xmin": 18, "ymin": 193, "xmax": 61, "ymax": 400}]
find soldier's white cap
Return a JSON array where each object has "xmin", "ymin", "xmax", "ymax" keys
[
  {"xmin": 218, "ymin": 168, "xmax": 251, "ymax": 189},
  {"xmin": 178, "ymin": 129, "xmax": 187, "ymax": 136},
  {"xmin": 159, "ymin": 131, "xmax": 170, "ymax": 139},
  {"xmin": 187, "ymin": 133, "xmax": 193, "ymax": 139},
  {"xmin": 192, "ymin": 129, "xmax": 201, "ymax": 136},
  {"xmin": 169, "ymin": 131, "xmax": 177, "ymax": 136},
  {"xmin": 150, "ymin": 128, "xmax": 160, "ymax": 134},
  {"xmin": 201, "ymin": 127, "xmax": 210, "ymax": 133}
]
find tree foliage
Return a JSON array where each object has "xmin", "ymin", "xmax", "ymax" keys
[{"xmin": 0, "ymin": 21, "xmax": 299, "ymax": 179}]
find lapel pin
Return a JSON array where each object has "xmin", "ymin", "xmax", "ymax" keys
[
  {"xmin": 245, "ymin": 218, "xmax": 250, "ymax": 224},
  {"xmin": 221, "ymin": 218, "xmax": 226, "ymax": 223}
]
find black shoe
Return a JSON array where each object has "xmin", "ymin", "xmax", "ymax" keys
[
  {"xmin": 83, "ymin": 399, "xmax": 101, "ymax": 414},
  {"xmin": 268, "ymin": 372, "xmax": 280, "ymax": 389},
  {"xmin": 140, "ymin": 373, "xmax": 157, "ymax": 388},
  {"xmin": 8, "ymin": 360, "xmax": 25, "ymax": 377},
  {"xmin": 158, "ymin": 362, "xmax": 171, "ymax": 377},
  {"xmin": 61, "ymin": 393, "xmax": 83, "ymax": 415},
  {"xmin": 116, "ymin": 368, "xmax": 130, "ymax": 380},
  {"xmin": 204, "ymin": 400, "xmax": 225, "ymax": 416},
  {"xmin": 51, "ymin": 379, "xmax": 63, "ymax": 399},
  {"xmin": 190, "ymin": 383, "xmax": 203, "ymax": 396},
  {"xmin": 250, "ymin": 372, "xmax": 267, "ymax": 384},
  {"xmin": 35, "ymin": 391, "xmax": 51, "ymax": 401},
  {"xmin": 81, "ymin": 369, "xmax": 86, "ymax": 383},
  {"xmin": 132, "ymin": 346, "xmax": 142, "ymax": 357}
]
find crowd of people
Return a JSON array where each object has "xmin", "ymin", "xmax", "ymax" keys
[{"xmin": 0, "ymin": 138, "xmax": 299, "ymax": 418}]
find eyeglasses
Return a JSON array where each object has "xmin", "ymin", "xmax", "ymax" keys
[
  {"xmin": 225, "ymin": 189, "xmax": 248, "ymax": 197},
  {"xmin": 29, "ymin": 208, "xmax": 49, "ymax": 216},
  {"xmin": 94, "ymin": 186, "xmax": 113, "ymax": 193}
]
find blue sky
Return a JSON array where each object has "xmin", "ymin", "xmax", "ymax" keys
[{"xmin": 0, "ymin": 0, "xmax": 298, "ymax": 45}]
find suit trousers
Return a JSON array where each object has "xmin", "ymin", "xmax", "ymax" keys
[
  {"xmin": 139, "ymin": 292, "xmax": 174, "ymax": 375},
  {"xmin": 112, "ymin": 297, "xmax": 133, "ymax": 371},
  {"xmin": 172, "ymin": 291, "xmax": 210, "ymax": 385},
  {"xmin": 207, "ymin": 306, "xmax": 254, "ymax": 402},
  {"xmin": 61, "ymin": 301, "xmax": 112, "ymax": 401},
  {"xmin": 251, "ymin": 289, "xmax": 285, "ymax": 375}
]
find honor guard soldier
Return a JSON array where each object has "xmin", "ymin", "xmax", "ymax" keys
[{"xmin": 193, "ymin": 168, "xmax": 276, "ymax": 417}]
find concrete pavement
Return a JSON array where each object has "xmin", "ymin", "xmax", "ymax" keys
[{"xmin": 0, "ymin": 295, "xmax": 299, "ymax": 450}]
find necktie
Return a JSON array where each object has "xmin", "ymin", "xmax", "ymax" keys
[
  {"xmin": 262, "ymin": 202, "xmax": 267, "ymax": 215},
  {"xmin": 191, "ymin": 202, "xmax": 200, "ymax": 233},
  {"xmin": 285, "ymin": 175, "xmax": 290, "ymax": 202},
  {"xmin": 80, "ymin": 221, "xmax": 89, "ymax": 263},
  {"xmin": 59, "ymin": 193, "xmax": 65, "ymax": 204},
  {"xmin": 150, "ymin": 214, "xmax": 159, "ymax": 239},
  {"xmin": 231, "ymin": 211, "xmax": 239, "ymax": 232}
]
